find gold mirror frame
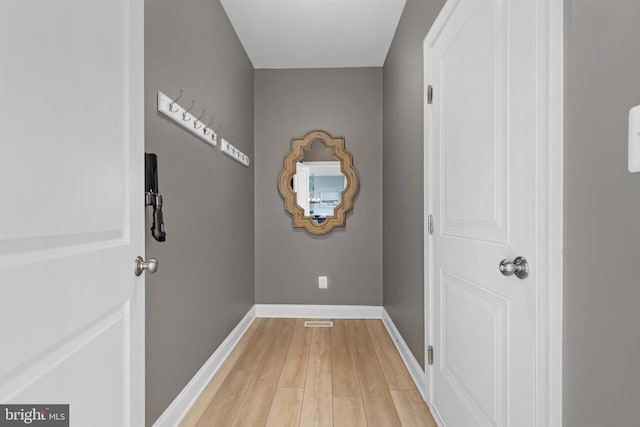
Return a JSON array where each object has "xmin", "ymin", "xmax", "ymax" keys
[{"xmin": 278, "ymin": 130, "xmax": 359, "ymax": 235}]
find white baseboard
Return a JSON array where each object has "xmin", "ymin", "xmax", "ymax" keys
[
  {"xmin": 381, "ymin": 308, "xmax": 426, "ymax": 400},
  {"xmin": 254, "ymin": 304, "xmax": 383, "ymax": 319},
  {"xmin": 429, "ymin": 405, "xmax": 446, "ymax": 427},
  {"xmin": 152, "ymin": 306, "xmax": 257, "ymax": 427}
]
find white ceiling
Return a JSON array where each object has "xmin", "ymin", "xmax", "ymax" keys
[{"xmin": 219, "ymin": 0, "xmax": 407, "ymax": 69}]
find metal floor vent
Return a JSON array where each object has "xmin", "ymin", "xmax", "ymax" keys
[{"xmin": 304, "ymin": 320, "xmax": 334, "ymax": 328}]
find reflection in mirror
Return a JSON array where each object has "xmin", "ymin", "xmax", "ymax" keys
[
  {"xmin": 293, "ymin": 139, "xmax": 347, "ymax": 223},
  {"xmin": 278, "ymin": 129, "xmax": 359, "ymax": 235},
  {"xmin": 294, "ymin": 160, "xmax": 346, "ymax": 224}
]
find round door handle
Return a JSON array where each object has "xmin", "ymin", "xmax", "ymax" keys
[
  {"xmin": 134, "ymin": 256, "xmax": 158, "ymax": 276},
  {"xmin": 499, "ymin": 256, "xmax": 529, "ymax": 279}
]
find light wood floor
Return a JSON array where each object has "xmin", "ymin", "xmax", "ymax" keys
[{"xmin": 179, "ymin": 318, "xmax": 437, "ymax": 427}]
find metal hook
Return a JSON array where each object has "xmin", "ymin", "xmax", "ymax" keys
[
  {"xmin": 182, "ymin": 100, "xmax": 195, "ymax": 121},
  {"xmin": 212, "ymin": 124, "xmax": 221, "ymax": 143},
  {"xmin": 169, "ymin": 89, "xmax": 183, "ymax": 113},
  {"xmin": 203, "ymin": 117, "xmax": 215, "ymax": 135},
  {"xmin": 193, "ymin": 109, "xmax": 206, "ymax": 129}
]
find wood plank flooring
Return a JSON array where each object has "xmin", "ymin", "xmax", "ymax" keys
[{"xmin": 180, "ymin": 319, "xmax": 437, "ymax": 427}]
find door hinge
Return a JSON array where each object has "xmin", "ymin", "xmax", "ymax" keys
[
  {"xmin": 428, "ymin": 345, "xmax": 434, "ymax": 365},
  {"xmin": 427, "ymin": 85, "xmax": 433, "ymax": 104},
  {"xmin": 428, "ymin": 214, "xmax": 434, "ymax": 235}
]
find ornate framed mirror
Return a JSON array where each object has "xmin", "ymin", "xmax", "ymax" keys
[{"xmin": 278, "ymin": 130, "xmax": 359, "ymax": 235}]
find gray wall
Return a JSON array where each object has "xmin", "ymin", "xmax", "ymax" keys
[
  {"xmin": 254, "ymin": 68, "xmax": 383, "ymax": 306},
  {"xmin": 382, "ymin": 0, "xmax": 445, "ymax": 369},
  {"xmin": 564, "ymin": 1, "xmax": 640, "ymax": 426},
  {"xmin": 145, "ymin": 1, "xmax": 254, "ymax": 424}
]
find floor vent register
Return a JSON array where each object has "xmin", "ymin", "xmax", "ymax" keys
[{"xmin": 303, "ymin": 320, "xmax": 334, "ymax": 328}]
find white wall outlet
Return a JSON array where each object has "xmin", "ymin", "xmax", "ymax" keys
[
  {"xmin": 318, "ymin": 276, "xmax": 328, "ymax": 289},
  {"xmin": 629, "ymin": 105, "xmax": 640, "ymax": 172}
]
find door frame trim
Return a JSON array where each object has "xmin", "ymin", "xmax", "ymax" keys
[{"xmin": 422, "ymin": 0, "xmax": 563, "ymax": 425}]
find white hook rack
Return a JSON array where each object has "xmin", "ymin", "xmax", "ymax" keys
[
  {"xmin": 157, "ymin": 91, "xmax": 218, "ymax": 148},
  {"xmin": 220, "ymin": 138, "xmax": 251, "ymax": 167}
]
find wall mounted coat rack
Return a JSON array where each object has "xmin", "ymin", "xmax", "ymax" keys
[
  {"xmin": 157, "ymin": 91, "xmax": 218, "ymax": 148},
  {"xmin": 156, "ymin": 90, "xmax": 251, "ymax": 167},
  {"xmin": 220, "ymin": 138, "xmax": 250, "ymax": 167}
]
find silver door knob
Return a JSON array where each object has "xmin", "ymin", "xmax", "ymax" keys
[
  {"xmin": 134, "ymin": 256, "xmax": 158, "ymax": 276},
  {"xmin": 499, "ymin": 256, "xmax": 529, "ymax": 279}
]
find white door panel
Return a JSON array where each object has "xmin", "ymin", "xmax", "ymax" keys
[
  {"xmin": 0, "ymin": 0, "xmax": 144, "ymax": 426},
  {"xmin": 8, "ymin": 311, "xmax": 127, "ymax": 426},
  {"xmin": 440, "ymin": 270, "xmax": 508, "ymax": 425},
  {"xmin": 439, "ymin": 0, "xmax": 508, "ymax": 244},
  {"xmin": 426, "ymin": 0, "xmax": 539, "ymax": 425},
  {"xmin": 1, "ymin": 0, "xmax": 128, "ymax": 241}
]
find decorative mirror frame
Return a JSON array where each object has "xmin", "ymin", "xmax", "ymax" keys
[{"xmin": 278, "ymin": 129, "xmax": 359, "ymax": 235}]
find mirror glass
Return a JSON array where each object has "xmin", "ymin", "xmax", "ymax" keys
[{"xmin": 293, "ymin": 141, "xmax": 346, "ymax": 224}]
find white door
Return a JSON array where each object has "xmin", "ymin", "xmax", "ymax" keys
[
  {"xmin": 294, "ymin": 162, "xmax": 311, "ymax": 215},
  {"xmin": 425, "ymin": 0, "xmax": 551, "ymax": 425},
  {"xmin": 0, "ymin": 1, "xmax": 145, "ymax": 426}
]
